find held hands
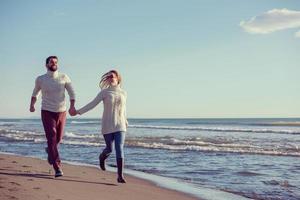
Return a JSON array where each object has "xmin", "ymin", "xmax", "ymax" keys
[{"xmin": 69, "ymin": 106, "xmax": 77, "ymax": 116}]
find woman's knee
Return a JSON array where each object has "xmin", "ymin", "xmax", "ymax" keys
[{"xmin": 102, "ymin": 147, "xmax": 113, "ymax": 155}]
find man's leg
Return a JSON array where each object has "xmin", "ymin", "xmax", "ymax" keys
[
  {"xmin": 56, "ymin": 111, "xmax": 66, "ymax": 144},
  {"xmin": 41, "ymin": 110, "xmax": 60, "ymax": 172},
  {"xmin": 54, "ymin": 111, "xmax": 66, "ymax": 172}
]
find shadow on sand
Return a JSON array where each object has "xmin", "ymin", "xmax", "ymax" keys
[{"xmin": 0, "ymin": 168, "xmax": 118, "ymax": 186}]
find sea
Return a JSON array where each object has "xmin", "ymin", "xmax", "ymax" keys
[{"xmin": 0, "ymin": 118, "xmax": 299, "ymax": 200}]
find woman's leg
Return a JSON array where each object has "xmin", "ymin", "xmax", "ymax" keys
[
  {"xmin": 114, "ymin": 131, "xmax": 125, "ymax": 159},
  {"xmin": 114, "ymin": 131, "xmax": 126, "ymax": 183},
  {"xmin": 99, "ymin": 133, "xmax": 114, "ymax": 170}
]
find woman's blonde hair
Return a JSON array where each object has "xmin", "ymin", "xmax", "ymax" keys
[{"xmin": 99, "ymin": 70, "xmax": 122, "ymax": 89}]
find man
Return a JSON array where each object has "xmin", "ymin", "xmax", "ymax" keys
[{"xmin": 30, "ymin": 56, "xmax": 76, "ymax": 177}]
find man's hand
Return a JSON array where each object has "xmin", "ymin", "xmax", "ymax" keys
[
  {"xmin": 30, "ymin": 97, "xmax": 37, "ymax": 112},
  {"xmin": 30, "ymin": 106, "xmax": 35, "ymax": 112},
  {"xmin": 69, "ymin": 107, "xmax": 77, "ymax": 116}
]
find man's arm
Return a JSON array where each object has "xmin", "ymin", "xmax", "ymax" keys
[
  {"xmin": 69, "ymin": 99, "xmax": 76, "ymax": 116},
  {"xmin": 30, "ymin": 97, "xmax": 37, "ymax": 112},
  {"xmin": 30, "ymin": 78, "xmax": 41, "ymax": 112},
  {"xmin": 64, "ymin": 75, "xmax": 76, "ymax": 116}
]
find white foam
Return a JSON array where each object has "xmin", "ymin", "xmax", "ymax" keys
[
  {"xmin": 129, "ymin": 125, "xmax": 300, "ymax": 135},
  {"xmin": 64, "ymin": 131, "xmax": 97, "ymax": 139},
  {"xmin": 129, "ymin": 142, "xmax": 300, "ymax": 157},
  {"xmin": 70, "ymin": 120, "xmax": 98, "ymax": 124},
  {"xmin": 62, "ymin": 140, "xmax": 102, "ymax": 147}
]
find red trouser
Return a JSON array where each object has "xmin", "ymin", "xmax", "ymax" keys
[{"xmin": 41, "ymin": 110, "xmax": 66, "ymax": 171}]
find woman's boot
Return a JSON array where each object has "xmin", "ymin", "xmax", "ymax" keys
[
  {"xmin": 117, "ymin": 158, "xmax": 126, "ymax": 183},
  {"xmin": 99, "ymin": 153, "xmax": 109, "ymax": 171}
]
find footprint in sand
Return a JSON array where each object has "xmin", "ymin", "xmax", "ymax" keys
[
  {"xmin": 33, "ymin": 187, "xmax": 41, "ymax": 190},
  {"xmin": 10, "ymin": 182, "xmax": 21, "ymax": 186},
  {"xmin": 27, "ymin": 179, "xmax": 34, "ymax": 181},
  {"xmin": 22, "ymin": 165, "xmax": 31, "ymax": 168},
  {"xmin": 7, "ymin": 195, "xmax": 18, "ymax": 200},
  {"xmin": 11, "ymin": 161, "xmax": 18, "ymax": 164},
  {"xmin": 8, "ymin": 187, "xmax": 19, "ymax": 192}
]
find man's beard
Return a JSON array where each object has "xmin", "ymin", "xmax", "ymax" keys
[{"xmin": 48, "ymin": 65, "xmax": 57, "ymax": 71}]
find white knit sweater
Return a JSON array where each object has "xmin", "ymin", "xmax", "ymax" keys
[
  {"xmin": 32, "ymin": 70, "xmax": 75, "ymax": 112},
  {"xmin": 78, "ymin": 85, "xmax": 127, "ymax": 135}
]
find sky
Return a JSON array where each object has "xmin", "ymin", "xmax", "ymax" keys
[{"xmin": 0, "ymin": 0, "xmax": 299, "ymax": 118}]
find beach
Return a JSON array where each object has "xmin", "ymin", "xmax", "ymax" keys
[{"xmin": 0, "ymin": 153, "xmax": 199, "ymax": 200}]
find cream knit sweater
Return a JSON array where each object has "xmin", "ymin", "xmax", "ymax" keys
[{"xmin": 78, "ymin": 85, "xmax": 127, "ymax": 135}]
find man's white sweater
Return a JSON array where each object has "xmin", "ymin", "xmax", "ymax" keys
[{"xmin": 32, "ymin": 70, "xmax": 75, "ymax": 112}]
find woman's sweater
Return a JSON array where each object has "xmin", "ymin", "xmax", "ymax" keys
[{"xmin": 78, "ymin": 85, "xmax": 127, "ymax": 135}]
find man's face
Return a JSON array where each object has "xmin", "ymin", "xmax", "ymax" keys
[{"xmin": 46, "ymin": 58, "xmax": 58, "ymax": 71}]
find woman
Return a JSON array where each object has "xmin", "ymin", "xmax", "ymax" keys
[{"xmin": 75, "ymin": 70, "xmax": 128, "ymax": 183}]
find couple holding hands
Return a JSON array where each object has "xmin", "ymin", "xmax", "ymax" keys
[{"xmin": 30, "ymin": 56, "xmax": 128, "ymax": 183}]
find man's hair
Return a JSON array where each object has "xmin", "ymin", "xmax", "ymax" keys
[{"xmin": 46, "ymin": 56, "xmax": 58, "ymax": 65}]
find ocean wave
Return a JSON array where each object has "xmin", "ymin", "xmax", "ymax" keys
[
  {"xmin": 64, "ymin": 131, "xmax": 98, "ymax": 139},
  {"xmin": 124, "ymin": 137, "xmax": 300, "ymax": 157},
  {"xmin": 1, "ymin": 128, "xmax": 299, "ymax": 157},
  {"xmin": 0, "ymin": 129, "xmax": 45, "ymax": 143},
  {"xmin": 0, "ymin": 129, "xmax": 43, "ymax": 136},
  {"xmin": 129, "ymin": 125, "xmax": 300, "ymax": 135},
  {"xmin": 62, "ymin": 140, "xmax": 103, "ymax": 147},
  {"xmin": 127, "ymin": 141, "xmax": 300, "ymax": 157},
  {"xmin": 70, "ymin": 120, "xmax": 98, "ymax": 124},
  {"xmin": 0, "ymin": 133, "xmax": 45, "ymax": 143}
]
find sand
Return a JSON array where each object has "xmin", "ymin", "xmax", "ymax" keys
[{"xmin": 0, "ymin": 153, "xmax": 199, "ymax": 200}]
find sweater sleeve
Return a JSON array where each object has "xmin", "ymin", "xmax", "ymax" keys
[
  {"xmin": 124, "ymin": 91, "xmax": 128, "ymax": 126},
  {"xmin": 64, "ymin": 74, "xmax": 76, "ymax": 100},
  {"xmin": 78, "ymin": 91, "xmax": 104, "ymax": 115},
  {"xmin": 31, "ymin": 77, "xmax": 41, "ymax": 98}
]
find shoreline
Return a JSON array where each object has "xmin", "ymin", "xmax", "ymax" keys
[
  {"xmin": 0, "ymin": 153, "xmax": 199, "ymax": 200},
  {"xmin": 0, "ymin": 152, "xmax": 252, "ymax": 200}
]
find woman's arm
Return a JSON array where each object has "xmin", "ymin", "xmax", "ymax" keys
[{"xmin": 77, "ymin": 91, "xmax": 104, "ymax": 115}]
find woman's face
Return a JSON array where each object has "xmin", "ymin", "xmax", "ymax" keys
[{"xmin": 109, "ymin": 73, "xmax": 118, "ymax": 86}]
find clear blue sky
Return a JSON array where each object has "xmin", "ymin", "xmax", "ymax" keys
[{"xmin": 0, "ymin": 0, "xmax": 299, "ymax": 118}]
